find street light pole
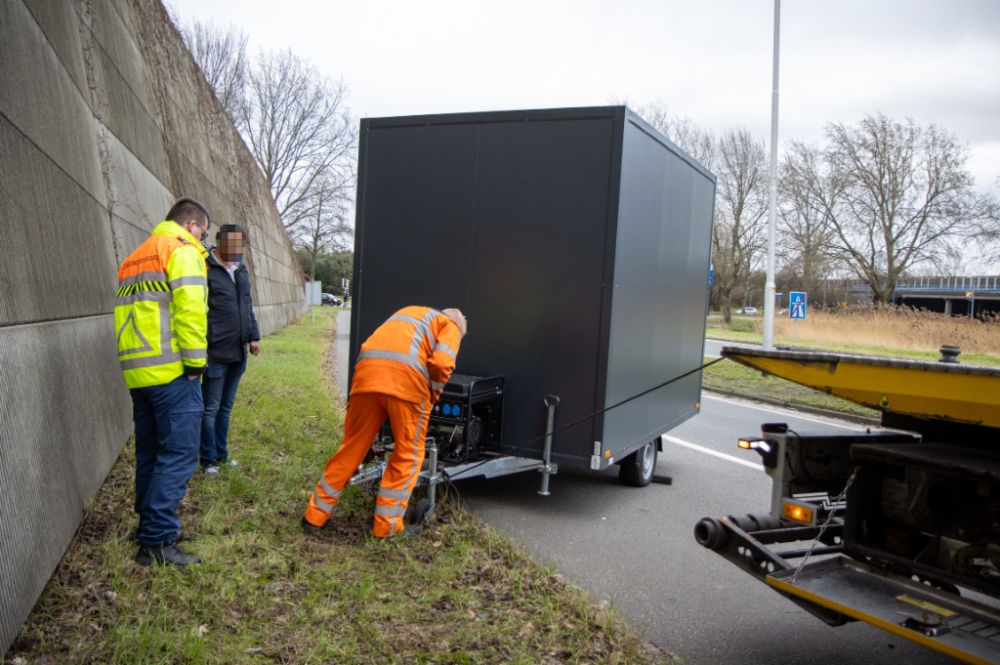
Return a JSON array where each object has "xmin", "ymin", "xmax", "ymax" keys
[{"xmin": 763, "ymin": 0, "xmax": 781, "ymax": 350}]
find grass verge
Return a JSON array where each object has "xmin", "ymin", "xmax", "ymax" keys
[{"xmin": 8, "ymin": 308, "xmax": 671, "ymax": 665}]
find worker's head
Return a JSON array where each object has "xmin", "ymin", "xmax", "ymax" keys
[
  {"xmin": 166, "ymin": 197, "xmax": 211, "ymax": 243},
  {"xmin": 216, "ymin": 224, "xmax": 244, "ymax": 264},
  {"xmin": 442, "ymin": 308, "xmax": 467, "ymax": 338}
]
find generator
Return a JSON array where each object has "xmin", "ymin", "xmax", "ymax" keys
[
  {"xmin": 427, "ymin": 374, "xmax": 505, "ymax": 463},
  {"xmin": 375, "ymin": 374, "xmax": 504, "ymax": 463}
]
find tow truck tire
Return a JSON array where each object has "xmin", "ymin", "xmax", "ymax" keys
[
  {"xmin": 409, "ymin": 498, "xmax": 433, "ymax": 525},
  {"xmin": 619, "ymin": 440, "xmax": 657, "ymax": 487}
]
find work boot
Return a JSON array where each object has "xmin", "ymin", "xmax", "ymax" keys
[
  {"xmin": 301, "ymin": 516, "xmax": 323, "ymax": 536},
  {"xmin": 401, "ymin": 524, "xmax": 422, "ymax": 538},
  {"xmin": 135, "ymin": 543, "xmax": 201, "ymax": 567}
]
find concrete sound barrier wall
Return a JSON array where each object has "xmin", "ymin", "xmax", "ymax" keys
[{"xmin": 0, "ymin": 0, "xmax": 305, "ymax": 651}]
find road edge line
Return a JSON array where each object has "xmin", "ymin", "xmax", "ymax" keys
[{"xmin": 662, "ymin": 435, "xmax": 764, "ymax": 471}]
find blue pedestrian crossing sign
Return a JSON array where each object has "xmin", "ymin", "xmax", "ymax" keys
[{"xmin": 789, "ymin": 292, "xmax": 807, "ymax": 320}]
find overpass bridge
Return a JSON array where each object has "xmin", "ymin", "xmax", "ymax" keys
[{"xmin": 848, "ymin": 275, "xmax": 1000, "ymax": 316}]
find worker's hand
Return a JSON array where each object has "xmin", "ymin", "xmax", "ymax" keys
[
  {"xmin": 249, "ymin": 341, "xmax": 260, "ymax": 356},
  {"xmin": 187, "ymin": 375, "xmax": 199, "ymax": 381}
]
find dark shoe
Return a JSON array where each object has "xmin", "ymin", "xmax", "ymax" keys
[
  {"xmin": 135, "ymin": 543, "xmax": 202, "ymax": 567},
  {"xmin": 301, "ymin": 516, "xmax": 323, "ymax": 535}
]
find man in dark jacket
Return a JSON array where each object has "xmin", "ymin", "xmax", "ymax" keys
[{"xmin": 201, "ymin": 224, "xmax": 261, "ymax": 477}]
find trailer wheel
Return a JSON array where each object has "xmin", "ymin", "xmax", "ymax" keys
[
  {"xmin": 409, "ymin": 498, "xmax": 433, "ymax": 525},
  {"xmin": 619, "ymin": 440, "xmax": 657, "ymax": 487}
]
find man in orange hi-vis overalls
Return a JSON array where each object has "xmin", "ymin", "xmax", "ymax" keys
[{"xmin": 302, "ymin": 306, "xmax": 467, "ymax": 538}]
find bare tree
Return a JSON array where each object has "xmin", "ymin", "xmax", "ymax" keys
[
  {"xmin": 778, "ymin": 142, "xmax": 838, "ymax": 295},
  {"xmin": 713, "ymin": 128, "xmax": 769, "ymax": 322},
  {"xmin": 971, "ymin": 179, "xmax": 1000, "ymax": 268},
  {"xmin": 179, "ymin": 20, "xmax": 248, "ymax": 122},
  {"xmin": 297, "ymin": 175, "xmax": 353, "ymax": 281},
  {"xmin": 793, "ymin": 114, "xmax": 985, "ymax": 303},
  {"xmin": 240, "ymin": 50, "xmax": 357, "ymax": 234}
]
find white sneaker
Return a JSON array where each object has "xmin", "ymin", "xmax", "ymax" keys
[
  {"xmin": 203, "ymin": 465, "xmax": 220, "ymax": 478},
  {"xmin": 228, "ymin": 460, "xmax": 241, "ymax": 469}
]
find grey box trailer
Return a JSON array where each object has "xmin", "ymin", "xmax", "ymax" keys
[{"xmin": 349, "ymin": 105, "xmax": 715, "ymax": 483}]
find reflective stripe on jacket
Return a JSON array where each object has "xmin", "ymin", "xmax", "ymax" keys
[
  {"xmin": 115, "ymin": 221, "xmax": 209, "ymax": 389},
  {"xmin": 351, "ymin": 306, "xmax": 461, "ymax": 404}
]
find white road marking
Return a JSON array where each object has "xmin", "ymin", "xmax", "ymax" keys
[
  {"xmin": 702, "ymin": 393, "xmax": 863, "ymax": 430},
  {"xmin": 662, "ymin": 434, "xmax": 764, "ymax": 471}
]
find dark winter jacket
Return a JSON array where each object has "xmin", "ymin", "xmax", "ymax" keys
[{"xmin": 205, "ymin": 247, "xmax": 260, "ymax": 364}]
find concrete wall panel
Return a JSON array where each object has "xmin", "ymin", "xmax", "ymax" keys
[
  {"xmin": 0, "ymin": 0, "xmax": 106, "ymax": 202},
  {"xmin": 20, "ymin": 0, "xmax": 88, "ymax": 98},
  {"xmin": 0, "ymin": 115, "xmax": 118, "ymax": 326},
  {"xmin": 89, "ymin": 42, "xmax": 172, "ymax": 185},
  {"xmin": 76, "ymin": 0, "xmax": 161, "ymax": 120},
  {"xmin": 103, "ymin": 125, "xmax": 175, "ymax": 237},
  {"xmin": 0, "ymin": 0, "xmax": 304, "ymax": 652},
  {"xmin": 0, "ymin": 315, "xmax": 131, "ymax": 653}
]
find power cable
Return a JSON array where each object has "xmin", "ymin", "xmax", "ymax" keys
[{"xmin": 447, "ymin": 357, "xmax": 725, "ymax": 480}]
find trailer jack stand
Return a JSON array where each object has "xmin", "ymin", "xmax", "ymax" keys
[{"xmin": 538, "ymin": 395, "xmax": 560, "ymax": 496}]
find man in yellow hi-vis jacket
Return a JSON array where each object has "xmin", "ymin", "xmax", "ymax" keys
[{"xmin": 115, "ymin": 198, "xmax": 211, "ymax": 566}]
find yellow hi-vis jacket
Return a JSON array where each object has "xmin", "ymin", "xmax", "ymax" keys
[{"xmin": 115, "ymin": 221, "xmax": 209, "ymax": 389}]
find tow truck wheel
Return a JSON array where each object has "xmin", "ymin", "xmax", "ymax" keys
[
  {"xmin": 409, "ymin": 498, "xmax": 433, "ymax": 525},
  {"xmin": 619, "ymin": 440, "xmax": 657, "ymax": 487}
]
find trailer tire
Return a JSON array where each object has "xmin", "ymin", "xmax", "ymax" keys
[
  {"xmin": 409, "ymin": 498, "xmax": 433, "ymax": 525},
  {"xmin": 619, "ymin": 440, "xmax": 657, "ymax": 487}
]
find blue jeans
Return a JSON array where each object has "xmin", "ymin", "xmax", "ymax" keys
[
  {"xmin": 200, "ymin": 358, "xmax": 247, "ymax": 467},
  {"xmin": 131, "ymin": 375, "xmax": 203, "ymax": 546}
]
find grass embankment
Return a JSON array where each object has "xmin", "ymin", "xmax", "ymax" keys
[
  {"xmin": 704, "ymin": 306, "xmax": 1000, "ymax": 418},
  {"xmin": 9, "ymin": 308, "xmax": 668, "ymax": 665}
]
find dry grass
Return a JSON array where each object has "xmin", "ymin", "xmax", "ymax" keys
[
  {"xmin": 708, "ymin": 306, "xmax": 1000, "ymax": 360},
  {"xmin": 773, "ymin": 306, "xmax": 1000, "ymax": 356}
]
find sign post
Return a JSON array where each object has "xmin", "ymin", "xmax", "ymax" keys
[
  {"xmin": 789, "ymin": 291, "xmax": 807, "ymax": 342},
  {"xmin": 305, "ymin": 281, "xmax": 322, "ymax": 324}
]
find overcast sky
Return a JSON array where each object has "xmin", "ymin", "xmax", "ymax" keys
[{"xmin": 170, "ymin": 0, "xmax": 999, "ymax": 195}]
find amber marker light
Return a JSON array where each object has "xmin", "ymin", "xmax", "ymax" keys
[
  {"xmin": 782, "ymin": 500, "xmax": 815, "ymax": 525},
  {"xmin": 738, "ymin": 438, "xmax": 752, "ymax": 449}
]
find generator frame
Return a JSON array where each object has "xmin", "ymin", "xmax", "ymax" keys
[{"xmin": 347, "ymin": 392, "xmax": 562, "ymax": 523}]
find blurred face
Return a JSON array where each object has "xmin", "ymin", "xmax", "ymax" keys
[{"xmin": 218, "ymin": 231, "xmax": 244, "ymax": 263}]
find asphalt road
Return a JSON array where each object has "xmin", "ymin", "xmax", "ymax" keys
[
  {"xmin": 458, "ymin": 398, "xmax": 954, "ymax": 665},
  {"xmin": 334, "ymin": 312, "xmax": 952, "ymax": 664},
  {"xmin": 704, "ymin": 338, "xmax": 759, "ymax": 358}
]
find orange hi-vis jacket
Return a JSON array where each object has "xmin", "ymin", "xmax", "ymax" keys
[
  {"xmin": 115, "ymin": 221, "xmax": 209, "ymax": 389},
  {"xmin": 351, "ymin": 306, "xmax": 462, "ymax": 404}
]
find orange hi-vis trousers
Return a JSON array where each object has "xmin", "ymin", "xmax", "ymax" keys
[{"xmin": 304, "ymin": 392, "xmax": 429, "ymax": 537}]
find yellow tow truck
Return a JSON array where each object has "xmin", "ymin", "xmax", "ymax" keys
[{"xmin": 695, "ymin": 346, "xmax": 1000, "ymax": 665}]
